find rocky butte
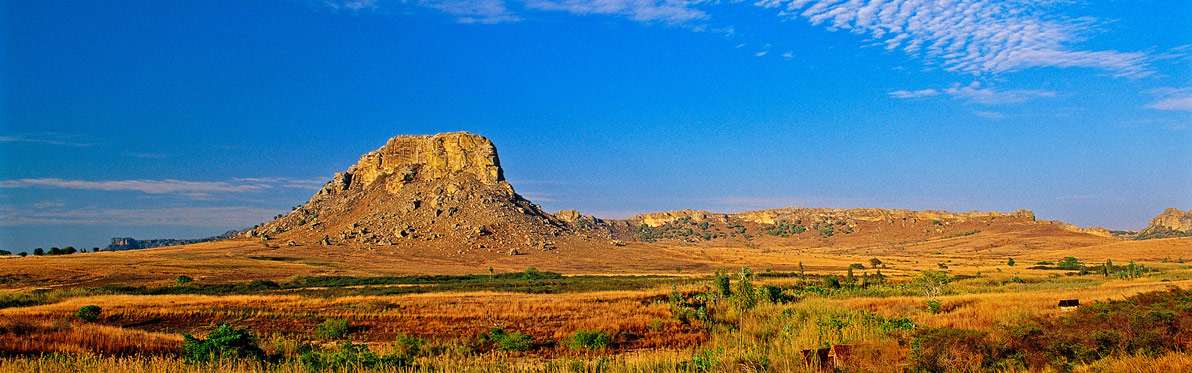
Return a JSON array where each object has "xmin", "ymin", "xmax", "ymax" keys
[{"xmin": 250, "ymin": 132, "xmax": 567, "ymax": 251}]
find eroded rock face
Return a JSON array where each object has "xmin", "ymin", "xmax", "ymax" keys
[
  {"xmin": 630, "ymin": 210, "xmax": 720, "ymax": 227},
  {"xmin": 341, "ymin": 132, "xmax": 504, "ymax": 194},
  {"xmin": 1137, "ymin": 208, "xmax": 1192, "ymax": 239},
  {"xmin": 1149, "ymin": 208, "xmax": 1192, "ymax": 232}
]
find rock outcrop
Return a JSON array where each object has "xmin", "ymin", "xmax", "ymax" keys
[
  {"xmin": 1137, "ymin": 208, "xmax": 1192, "ymax": 239},
  {"xmin": 249, "ymin": 132, "xmax": 565, "ymax": 250}
]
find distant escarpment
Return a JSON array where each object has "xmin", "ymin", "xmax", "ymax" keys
[
  {"xmin": 1136, "ymin": 208, "xmax": 1192, "ymax": 240},
  {"xmin": 549, "ymin": 206, "xmax": 1116, "ymax": 247},
  {"xmin": 107, "ymin": 229, "xmax": 244, "ymax": 251},
  {"xmin": 250, "ymin": 132, "xmax": 566, "ymax": 252}
]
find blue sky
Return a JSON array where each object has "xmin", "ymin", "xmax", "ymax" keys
[{"xmin": 1, "ymin": 0, "xmax": 1190, "ymax": 251}]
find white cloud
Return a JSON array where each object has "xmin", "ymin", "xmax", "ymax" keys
[
  {"xmin": 524, "ymin": 0, "xmax": 707, "ymax": 24},
  {"xmin": 0, "ymin": 133, "xmax": 97, "ymax": 147},
  {"xmin": 0, "ymin": 177, "xmax": 327, "ymax": 196},
  {"xmin": 0, "ymin": 205, "xmax": 281, "ymax": 227},
  {"xmin": 422, "ymin": 0, "xmax": 521, "ymax": 23},
  {"xmin": 891, "ymin": 82, "xmax": 1056, "ymax": 105},
  {"xmin": 942, "ymin": 82, "xmax": 1056, "ymax": 105},
  {"xmin": 758, "ymin": 0, "xmax": 1150, "ymax": 77},
  {"xmin": 1145, "ymin": 88, "xmax": 1192, "ymax": 112},
  {"xmin": 888, "ymin": 88, "xmax": 939, "ymax": 99},
  {"xmin": 755, "ymin": 50, "xmax": 767, "ymax": 57}
]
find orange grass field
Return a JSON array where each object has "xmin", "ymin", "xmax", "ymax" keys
[{"xmin": 0, "ymin": 236, "xmax": 1189, "ymax": 372}]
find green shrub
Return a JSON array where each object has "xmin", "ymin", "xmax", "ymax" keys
[
  {"xmin": 925, "ymin": 300, "xmax": 942, "ymax": 314},
  {"xmin": 76, "ymin": 305, "xmax": 101, "ymax": 322},
  {"xmin": 300, "ymin": 340, "xmax": 411, "ymax": 371},
  {"xmin": 394, "ymin": 332, "xmax": 424, "ymax": 356},
  {"xmin": 175, "ymin": 275, "xmax": 194, "ymax": 285},
  {"xmin": 477, "ymin": 328, "xmax": 533, "ymax": 351},
  {"xmin": 760, "ymin": 285, "xmax": 783, "ymax": 303},
  {"xmin": 1057, "ymin": 257, "xmax": 1082, "ymax": 270},
  {"xmin": 181, "ymin": 323, "xmax": 265, "ymax": 364},
  {"xmin": 567, "ymin": 329, "xmax": 611, "ymax": 350},
  {"xmin": 314, "ymin": 318, "xmax": 351, "ymax": 339}
]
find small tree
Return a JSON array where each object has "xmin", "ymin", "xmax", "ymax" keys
[
  {"xmin": 176, "ymin": 275, "xmax": 194, "ymax": 285},
  {"xmin": 1006, "ymin": 257, "xmax": 1015, "ymax": 266},
  {"xmin": 732, "ymin": 268, "xmax": 758, "ymax": 310},
  {"xmin": 915, "ymin": 271, "xmax": 951, "ymax": 313},
  {"xmin": 76, "ymin": 305, "xmax": 102, "ymax": 322},
  {"xmin": 50, "ymin": 247, "xmax": 61, "ymax": 255},
  {"xmin": 869, "ymin": 258, "xmax": 883, "ymax": 268},
  {"xmin": 487, "ymin": 267, "xmax": 494, "ymax": 282},
  {"xmin": 33, "ymin": 248, "xmax": 44, "ymax": 256},
  {"xmin": 62, "ymin": 246, "xmax": 76, "ymax": 254},
  {"xmin": 714, "ymin": 269, "xmax": 732, "ymax": 297},
  {"xmin": 824, "ymin": 276, "xmax": 841, "ymax": 289},
  {"xmin": 797, "ymin": 262, "xmax": 806, "ymax": 280}
]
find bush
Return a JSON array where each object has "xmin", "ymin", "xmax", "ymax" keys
[
  {"xmin": 314, "ymin": 318, "xmax": 351, "ymax": 339},
  {"xmin": 300, "ymin": 340, "xmax": 411, "ymax": 371},
  {"xmin": 394, "ymin": 333, "xmax": 424, "ymax": 356},
  {"xmin": 76, "ymin": 305, "xmax": 102, "ymax": 322},
  {"xmin": 910, "ymin": 327, "xmax": 996, "ymax": 372},
  {"xmin": 567, "ymin": 329, "xmax": 611, "ymax": 350},
  {"xmin": 1057, "ymin": 257, "xmax": 1082, "ymax": 270},
  {"xmin": 849, "ymin": 263, "xmax": 867, "ymax": 270},
  {"xmin": 175, "ymin": 275, "xmax": 194, "ymax": 285},
  {"xmin": 181, "ymin": 323, "xmax": 265, "ymax": 364},
  {"xmin": 925, "ymin": 300, "xmax": 942, "ymax": 314},
  {"xmin": 478, "ymin": 328, "xmax": 533, "ymax": 351},
  {"xmin": 760, "ymin": 285, "xmax": 783, "ymax": 303}
]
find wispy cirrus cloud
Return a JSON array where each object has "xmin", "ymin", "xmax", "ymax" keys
[
  {"xmin": 891, "ymin": 82, "xmax": 1056, "ymax": 105},
  {"xmin": 0, "ymin": 205, "xmax": 281, "ymax": 227},
  {"xmin": 942, "ymin": 82, "xmax": 1056, "ymax": 105},
  {"xmin": 0, "ymin": 133, "xmax": 99, "ymax": 147},
  {"xmin": 888, "ymin": 88, "xmax": 939, "ymax": 99},
  {"xmin": 0, "ymin": 177, "xmax": 327, "ymax": 197},
  {"xmin": 757, "ymin": 0, "xmax": 1151, "ymax": 77},
  {"xmin": 524, "ymin": 0, "xmax": 707, "ymax": 24},
  {"xmin": 1145, "ymin": 87, "xmax": 1192, "ymax": 112}
]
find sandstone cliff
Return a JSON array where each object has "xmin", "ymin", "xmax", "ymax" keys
[{"xmin": 1137, "ymin": 208, "xmax": 1192, "ymax": 239}]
